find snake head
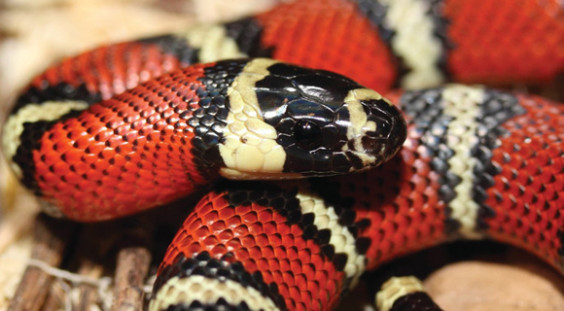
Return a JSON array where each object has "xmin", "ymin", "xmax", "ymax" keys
[{"xmin": 216, "ymin": 59, "xmax": 407, "ymax": 179}]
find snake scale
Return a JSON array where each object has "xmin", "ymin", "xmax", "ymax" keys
[{"xmin": 2, "ymin": 0, "xmax": 563, "ymax": 310}]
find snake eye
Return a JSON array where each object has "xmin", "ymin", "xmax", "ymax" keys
[{"xmin": 294, "ymin": 120, "xmax": 322, "ymax": 149}]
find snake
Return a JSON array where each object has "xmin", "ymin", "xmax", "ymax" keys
[{"xmin": 1, "ymin": 0, "xmax": 563, "ymax": 310}]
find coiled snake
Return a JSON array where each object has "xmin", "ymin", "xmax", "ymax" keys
[{"xmin": 2, "ymin": 0, "xmax": 563, "ymax": 310}]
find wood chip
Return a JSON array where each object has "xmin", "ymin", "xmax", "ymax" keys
[{"xmin": 7, "ymin": 214, "xmax": 77, "ymax": 311}]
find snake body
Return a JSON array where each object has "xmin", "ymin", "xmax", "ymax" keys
[
  {"xmin": 2, "ymin": 0, "xmax": 564, "ymax": 310},
  {"xmin": 3, "ymin": 58, "xmax": 405, "ymax": 221},
  {"xmin": 152, "ymin": 86, "xmax": 563, "ymax": 311}
]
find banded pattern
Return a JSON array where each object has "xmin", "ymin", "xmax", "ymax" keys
[
  {"xmin": 3, "ymin": 58, "xmax": 405, "ymax": 220},
  {"xmin": 8, "ymin": 0, "xmax": 563, "ymax": 116},
  {"xmin": 154, "ymin": 182, "xmax": 351, "ymax": 310},
  {"xmin": 6, "ymin": 1, "xmax": 562, "ymax": 213},
  {"xmin": 376, "ymin": 277, "xmax": 442, "ymax": 311},
  {"xmin": 2, "ymin": 0, "xmax": 564, "ymax": 310},
  {"xmin": 252, "ymin": 0, "xmax": 564, "ymax": 87},
  {"xmin": 153, "ymin": 253, "xmax": 282, "ymax": 311},
  {"xmin": 396, "ymin": 86, "xmax": 527, "ymax": 239},
  {"xmin": 10, "ymin": 60, "xmax": 243, "ymax": 220},
  {"xmin": 346, "ymin": 86, "xmax": 564, "ymax": 271},
  {"xmin": 356, "ymin": 0, "xmax": 449, "ymax": 88},
  {"xmin": 153, "ymin": 85, "xmax": 564, "ymax": 310},
  {"xmin": 152, "ymin": 275, "xmax": 279, "ymax": 311}
]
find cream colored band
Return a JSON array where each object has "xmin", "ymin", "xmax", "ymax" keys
[
  {"xmin": 441, "ymin": 84, "xmax": 485, "ymax": 239},
  {"xmin": 149, "ymin": 275, "xmax": 279, "ymax": 311},
  {"xmin": 380, "ymin": 0, "xmax": 444, "ymax": 89},
  {"xmin": 294, "ymin": 184, "xmax": 366, "ymax": 288},
  {"xmin": 2, "ymin": 100, "xmax": 89, "ymax": 177},
  {"xmin": 218, "ymin": 58, "xmax": 293, "ymax": 179},
  {"xmin": 376, "ymin": 276, "xmax": 426, "ymax": 311},
  {"xmin": 182, "ymin": 24, "xmax": 247, "ymax": 63}
]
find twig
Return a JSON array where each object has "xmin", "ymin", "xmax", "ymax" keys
[
  {"xmin": 111, "ymin": 247, "xmax": 151, "ymax": 311},
  {"xmin": 41, "ymin": 279, "xmax": 69, "ymax": 311},
  {"xmin": 7, "ymin": 214, "xmax": 77, "ymax": 311},
  {"xmin": 74, "ymin": 259, "xmax": 104, "ymax": 311},
  {"xmin": 110, "ymin": 216, "xmax": 154, "ymax": 311}
]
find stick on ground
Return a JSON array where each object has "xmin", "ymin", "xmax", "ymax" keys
[{"xmin": 7, "ymin": 214, "xmax": 77, "ymax": 311}]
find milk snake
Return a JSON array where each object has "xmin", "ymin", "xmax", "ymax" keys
[{"xmin": 2, "ymin": 0, "xmax": 563, "ymax": 310}]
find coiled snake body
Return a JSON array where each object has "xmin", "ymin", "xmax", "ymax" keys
[{"xmin": 2, "ymin": 0, "xmax": 564, "ymax": 310}]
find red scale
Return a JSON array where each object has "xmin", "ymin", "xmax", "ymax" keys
[
  {"xmin": 484, "ymin": 96, "xmax": 564, "ymax": 271},
  {"xmin": 161, "ymin": 192, "xmax": 347, "ymax": 311},
  {"xmin": 255, "ymin": 0, "xmax": 398, "ymax": 92},
  {"xmin": 34, "ymin": 65, "xmax": 217, "ymax": 220},
  {"xmin": 445, "ymin": 0, "xmax": 564, "ymax": 84}
]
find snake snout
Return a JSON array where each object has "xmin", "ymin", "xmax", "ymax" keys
[{"xmin": 359, "ymin": 99, "xmax": 407, "ymax": 163}]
